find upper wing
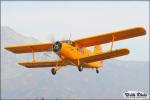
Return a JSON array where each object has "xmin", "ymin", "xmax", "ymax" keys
[
  {"xmin": 73, "ymin": 27, "xmax": 146, "ymax": 47},
  {"xmin": 73, "ymin": 48, "xmax": 129, "ymax": 64},
  {"xmin": 5, "ymin": 43, "xmax": 53, "ymax": 53},
  {"xmin": 18, "ymin": 60, "xmax": 67, "ymax": 68}
]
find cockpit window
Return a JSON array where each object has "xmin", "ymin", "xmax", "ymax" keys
[{"xmin": 61, "ymin": 40, "xmax": 73, "ymax": 44}]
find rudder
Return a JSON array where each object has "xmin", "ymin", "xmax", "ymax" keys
[
  {"xmin": 93, "ymin": 45, "xmax": 103, "ymax": 67},
  {"xmin": 94, "ymin": 45, "xmax": 102, "ymax": 54}
]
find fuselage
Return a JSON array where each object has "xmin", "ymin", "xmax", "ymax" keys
[{"xmin": 53, "ymin": 41, "xmax": 103, "ymax": 68}]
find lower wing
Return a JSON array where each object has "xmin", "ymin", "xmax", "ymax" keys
[
  {"xmin": 19, "ymin": 48, "xmax": 129, "ymax": 68},
  {"xmin": 18, "ymin": 60, "xmax": 68, "ymax": 68},
  {"xmin": 73, "ymin": 48, "xmax": 129, "ymax": 63}
]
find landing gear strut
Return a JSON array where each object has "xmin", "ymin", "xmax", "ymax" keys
[
  {"xmin": 51, "ymin": 68, "xmax": 56, "ymax": 75},
  {"xmin": 96, "ymin": 69, "xmax": 99, "ymax": 74},
  {"xmin": 78, "ymin": 66, "xmax": 83, "ymax": 72}
]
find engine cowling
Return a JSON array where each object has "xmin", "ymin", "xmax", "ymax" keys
[{"xmin": 53, "ymin": 41, "xmax": 62, "ymax": 52}]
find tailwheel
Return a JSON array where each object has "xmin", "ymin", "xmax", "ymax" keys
[
  {"xmin": 78, "ymin": 66, "xmax": 83, "ymax": 72},
  {"xmin": 51, "ymin": 68, "xmax": 56, "ymax": 75},
  {"xmin": 96, "ymin": 69, "xmax": 99, "ymax": 74}
]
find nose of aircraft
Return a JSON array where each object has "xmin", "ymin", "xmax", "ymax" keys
[{"xmin": 53, "ymin": 41, "xmax": 62, "ymax": 52}]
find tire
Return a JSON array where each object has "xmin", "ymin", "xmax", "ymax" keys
[
  {"xmin": 78, "ymin": 66, "xmax": 83, "ymax": 72},
  {"xmin": 51, "ymin": 68, "xmax": 56, "ymax": 75},
  {"xmin": 96, "ymin": 69, "xmax": 99, "ymax": 74}
]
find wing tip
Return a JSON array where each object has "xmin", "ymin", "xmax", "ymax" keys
[
  {"xmin": 4, "ymin": 46, "xmax": 16, "ymax": 53},
  {"xmin": 136, "ymin": 26, "xmax": 146, "ymax": 35},
  {"xmin": 114, "ymin": 48, "xmax": 130, "ymax": 56},
  {"xmin": 123, "ymin": 48, "xmax": 130, "ymax": 55},
  {"xmin": 18, "ymin": 62, "xmax": 29, "ymax": 68},
  {"xmin": 5, "ymin": 48, "xmax": 20, "ymax": 54},
  {"xmin": 4, "ymin": 46, "xmax": 10, "ymax": 50}
]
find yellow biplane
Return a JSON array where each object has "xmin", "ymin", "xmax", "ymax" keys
[{"xmin": 5, "ymin": 27, "xmax": 146, "ymax": 75}]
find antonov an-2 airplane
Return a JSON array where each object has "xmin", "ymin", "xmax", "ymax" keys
[{"xmin": 5, "ymin": 27, "xmax": 146, "ymax": 75}]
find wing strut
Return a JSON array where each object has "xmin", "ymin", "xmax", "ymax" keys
[
  {"xmin": 55, "ymin": 61, "xmax": 59, "ymax": 70},
  {"xmin": 110, "ymin": 35, "xmax": 115, "ymax": 51},
  {"xmin": 54, "ymin": 60, "xmax": 66, "ymax": 71},
  {"xmin": 31, "ymin": 47, "xmax": 35, "ymax": 62},
  {"xmin": 78, "ymin": 58, "xmax": 80, "ymax": 66}
]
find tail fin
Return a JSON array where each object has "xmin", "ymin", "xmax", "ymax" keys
[
  {"xmin": 94, "ymin": 45, "xmax": 102, "ymax": 54},
  {"xmin": 93, "ymin": 45, "xmax": 103, "ymax": 67}
]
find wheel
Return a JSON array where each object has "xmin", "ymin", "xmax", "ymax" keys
[
  {"xmin": 96, "ymin": 69, "xmax": 99, "ymax": 74},
  {"xmin": 51, "ymin": 68, "xmax": 56, "ymax": 75},
  {"xmin": 78, "ymin": 66, "xmax": 83, "ymax": 72}
]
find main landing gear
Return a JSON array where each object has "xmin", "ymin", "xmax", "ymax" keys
[
  {"xmin": 78, "ymin": 66, "xmax": 99, "ymax": 74},
  {"xmin": 78, "ymin": 66, "xmax": 83, "ymax": 72},
  {"xmin": 51, "ymin": 68, "xmax": 56, "ymax": 75},
  {"xmin": 96, "ymin": 68, "xmax": 99, "ymax": 74},
  {"xmin": 51, "ymin": 67, "xmax": 99, "ymax": 75}
]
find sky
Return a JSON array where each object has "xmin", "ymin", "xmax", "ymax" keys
[{"xmin": 1, "ymin": 1, "xmax": 149, "ymax": 61}]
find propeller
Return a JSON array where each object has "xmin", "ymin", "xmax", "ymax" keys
[
  {"xmin": 43, "ymin": 32, "xmax": 71, "ymax": 59},
  {"xmin": 43, "ymin": 33, "xmax": 57, "ymax": 59}
]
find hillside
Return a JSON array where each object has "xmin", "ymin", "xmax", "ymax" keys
[{"xmin": 1, "ymin": 26, "xmax": 149, "ymax": 99}]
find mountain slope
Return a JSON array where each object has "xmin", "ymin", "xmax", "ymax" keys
[{"xmin": 1, "ymin": 26, "xmax": 39, "ymax": 78}]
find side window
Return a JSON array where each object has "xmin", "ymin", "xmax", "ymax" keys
[{"xmin": 79, "ymin": 49, "xmax": 84, "ymax": 54}]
